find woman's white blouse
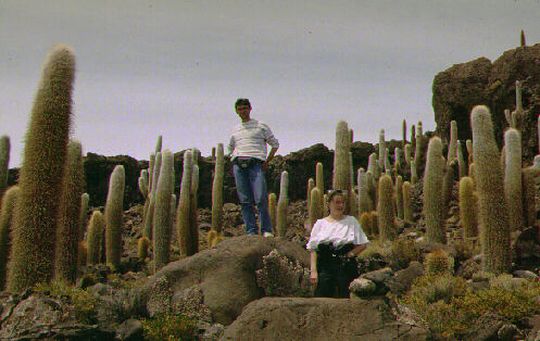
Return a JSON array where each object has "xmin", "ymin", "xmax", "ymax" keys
[{"xmin": 306, "ymin": 215, "xmax": 369, "ymax": 250}]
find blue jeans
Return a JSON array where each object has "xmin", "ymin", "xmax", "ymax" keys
[{"xmin": 232, "ymin": 160, "xmax": 273, "ymax": 235}]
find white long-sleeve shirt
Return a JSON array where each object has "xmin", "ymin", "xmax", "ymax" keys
[
  {"xmin": 306, "ymin": 215, "xmax": 369, "ymax": 250},
  {"xmin": 228, "ymin": 119, "xmax": 279, "ymax": 161}
]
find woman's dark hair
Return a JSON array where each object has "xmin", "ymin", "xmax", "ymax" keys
[
  {"xmin": 327, "ymin": 189, "xmax": 345, "ymax": 203},
  {"xmin": 235, "ymin": 98, "xmax": 251, "ymax": 109}
]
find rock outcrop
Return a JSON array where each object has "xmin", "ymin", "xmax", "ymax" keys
[
  {"xmin": 433, "ymin": 43, "xmax": 540, "ymax": 162},
  {"xmin": 141, "ymin": 236, "xmax": 310, "ymax": 325},
  {"xmin": 222, "ymin": 297, "xmax": 428, "ymax": 340}
]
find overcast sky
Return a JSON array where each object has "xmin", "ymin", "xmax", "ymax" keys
[{"xmin": 1, "ymin": 0, "xmax": 540, "ymax": 166}]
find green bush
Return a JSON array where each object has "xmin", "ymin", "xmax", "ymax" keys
[
  {"xmin": 142, "ymin": 313, "xmax": 198, "ymax": 341},
  {"xmin": 401, "ymin": 274, "xmax": 540, "ymax": 339},
  {"xmin": 34, "ymin": 280, "xmax": 97, "ymax": 324},
  {"xmin": 388, "ymin": 238, "xmax": 421, "ymax": 270}
]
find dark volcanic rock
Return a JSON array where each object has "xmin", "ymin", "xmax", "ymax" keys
[{"xmin": 433, "ymin": 43, "xmax": 540, "ymax": 163}]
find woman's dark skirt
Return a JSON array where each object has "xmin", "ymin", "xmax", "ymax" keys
[{"xmin": 314, "ymin": 243, "xmax": 359, "ymax": 298}]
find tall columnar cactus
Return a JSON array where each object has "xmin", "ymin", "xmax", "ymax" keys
[
  {"xmin": 315, "ymin": 162, "xmax": 324, "ymax": 194},
  {"xmin": 378, "ymin": 129, "xmax": 386, "ymax": 173},
  {"xmin": 309, "ymin": 187, "xmax": 323, "ymax": 228},
  {"xmin": 139, "ymin": 169, "xmax": 149, "ymax": 199},
  {"xmin": 466, "ymin": 139, "xmax": 473, "ymax": 165},
  {"xmin": 414, "ymin": 122, "xmax": 426, "ymax": 178},
  {"xmin": 86, "ymin": 210, "xmax": 105, "ymax": 265},
  {"xmin": 411, "ymin": 124, "xmax": 416, "ymax": 153},
  {"xmin": 368, "ymin": 152, "xmax": 379, "ymax": 180},
  {"xmin": 79, "ymin": 193, "xmax": 90, "ymax": 241},
  {"xmin": 402, "ymin": 181, "xmax": 413, "ymax": 223},
  {"xmin": 395, "ymin": 176, "xmax": 404, "ymax": 219},
  {"xmin": 522, "ymin": 165, "xmax": 540, "ymax": 228},
  {"xmin": 7, "ymin": 45, "xmax": 75, "ymax": 292},
  {"xmin": 377, "ymin": 174, "xmax": 396, "ymax": 242},
  {"xmin": 459, "ymin": 177, "xmax": 478, "ymax": 240},
  {"xmin": 394, "ymin": 147, "xmax": 402, "ymax": 175},
  {"xmin": 457, "ymin": 141, "xmax": 467, "ymax": 179},
  {"xmin": 0, "ymin": 136, "xmax": 10, "ymax": 202},
  {"xmin": 148, "ymin": 153, "xmax": 155, "ymax": 194},
  {"xmin": 306, "ymin": 178, "xmax": 315, "ymax": 214},
  {"xmin": 442, "ymin": 160, "xmax": 457, "ymax": 220},
  {"xmin": 177, "ymin": 150, "xmax": 192, "ymax": 256},
  {"xmin": 144, "ymin": 152, "xmax": 162, "ymax": 240},
  {"xmin": 404, "ymin": 144, "xmax": 412, "ymax": 166},
  {"xmin": 211, "ymin": 144, "xmax": 224, "ymax": 234},
  {"xmin": 189, "ymin": 164, "xmax": 200, "ymax": 255},
  {"xmin": 105, "ymin": 165, "xmax": 125, "ymax": 270},
  {"xmin": 268, "ymin": 193, "xmax": 277, "ymax": 232},
  {"xmin": 55, "ymin": 141, "xmax": 84, "ymax": 283},
  {"xmin": 154, "ymin": 135, "xmax": 163, "ymax": 156},
  {"xmin": 333, "ymin": 121, "xmax": 351, "ymax": 191},
  {"xmin": 277, "ymin": 171, "xmax": 289, "ymax": 238},
  {"xmin": 410, "ymin": 160, "xmax": 418, "ymax": 185},
  {"xmin": 138, "ymin": 237, "xmax": 150, "ymax": 260},
  {"xmin": 402, "ymin": 119, "xmax": 407, "ymax": 149},
  {"xmin": 423, "ymin": 137, "xmax": 447, "ymax": 244},
  {"xmin": 0, "ymin": 186, "xmax": 19, "ymax": 289},
  {"xmin": 447, "ymin": 120, "xmax": 458, "ymax": 162},
  {"xmin": 348, "ymin": 152, "xmax": 357, "ymax": 216},
  {"xmin": 504, "ymin": 128, "xmax": 523, "ymax": 231},
  {"xmin": 471, "ymin": 105, "xmax": 511, "ymax": 274},
  {"xmin": 537, "ymin": 115, "xmax": 540, "ymax": 153},
  {"xmin": 153, "ymin": 150, "xmax": 173, "ymax": 272},
  {"xmin": 358, "ymin": 168, "xmax": 371, "ymax": 214}
]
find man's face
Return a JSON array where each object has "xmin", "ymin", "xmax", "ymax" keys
[{"xmin": 235, "ymin": 104, "xmax": 251, "ymax": 121}]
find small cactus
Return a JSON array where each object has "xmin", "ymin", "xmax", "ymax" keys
[
  {"xmin": 138, "ymin": 236, "xmax": 150, "ymax": 260},
  {"xmin": 268, "ymin": 193, "xmax": 277, "ymax": 231},
  {"xmin": 423, "ymin": 137, "xmax": 447, "ymax": 244},
  {"xmin": 86, "ymin": 210, "xmax": 105, "ymax": 265},
  {"xmin": 276, "ymin": 171, "xmax": 289, "ymax": 237},
  {"xmin": 211, "ymin": 144, "xmax": 224, "ymax": 234},
  {"xmin": 309, "ymin": 187, "xmax": 323, "ymax": 228},
  {"xmin": 425, "ymin": 249, "xmax": 454, "ymax": 275},
  {"xmin": 333, "ymin": 121, "xmax": 351, "ymax": 191},
  {"xmin": 0, "ymin": 186, "xmax": 19, "ymax": 289},
  {"xmin": 0, "ymin": 136, "xmax": 10, "ymax": 202},
  {"xmin": 153, "ymin": 150, "xmax": 173, "ymax": 271},
  {"xmin": 105, "ymin": 165, "xmax": 125, "ymax": 270},
  {"xmin": 378, "ymin": 174, "xmax": 396, "ymax": 241},
  {"xmin": 359, "ymin": 212, "xmax": 371, "ymax": 236},
  {"xmin": 459, "ymin": 177, "xmax": 478, "ymax": 240},
  {"xmin": 504, "ymin": 128, "xmax": 523, "ymax": 231},
  {"xmin": 402, "ymin": 181, "xmax": 413, "ymax": 223},
  {"xmin": 55, "ymin": 141, "xmax": 84, "ymax": 283}
]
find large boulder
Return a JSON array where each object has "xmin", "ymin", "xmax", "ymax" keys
[
  {"xmin": 141, "ymin": 236, "xmax": 310, "ymax": 325},
  {"xmin": 221, "ymin": 297, "xmax": 428, "ymax": 340},
  {"xmin": 432, "ymin": 43, "xmax": 540, "ymax": 163}
]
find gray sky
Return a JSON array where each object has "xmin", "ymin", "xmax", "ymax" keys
[{"xmin": 2, "ymin": 0, "xmax": 540, "ymax": 166}]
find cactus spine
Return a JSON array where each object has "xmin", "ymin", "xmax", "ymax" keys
[
  {"xmin": 459, "ymin": 177, "xmax": 478, "ymax": 240},
  {"xmin": 211, "ymin": 144, "xmax": 224, "ymax": 234},
  {"xmin": 333, "ymin": 121, "xmax": 351, "ymax": 191},
  {"xmin": 8, "ymin": 45, "xmax": 75, "ymax": 292},
  {"xmin": 0, "ymin": 136, "xmax": 9, "ymax": 201},
  {"xmin": 378, "ymin": 174, "xmax": 396, "ymax": 241},
  {"xmin": 277, "ymin": 171, "xmax": 289, "ymax": 237},
  {"xmin": 504, "ymin": 128, "xmax": 523, "ymax": 231},
  {"xmin": 55, "ymin": 141, "xmax": 84, "ymax": 283},
  {"xmin": 105, "ymin": 165, "xmax": 125, "ymax": 270},
  {"xmin": 177, "ymin": 150, "xmax": 192, "ymax": 256},
  {"xmin": 0, "ymin": 186, "xmax": 19, "ymax": 289},
  {"xmin": 423, "ymin": 137, "xmax": 447, "ymax": 244},
  {"xmin": 86, "ymin": 210, "xmax": 105, "ymax": 265},
  {"xmin": 471, "ymin": 105, "xmax": 511, "ymax": 274}
]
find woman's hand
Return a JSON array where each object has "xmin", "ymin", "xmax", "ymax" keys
[{"xmin": 310, "ymin": 270, "xmax": 318, "ymax": 285}]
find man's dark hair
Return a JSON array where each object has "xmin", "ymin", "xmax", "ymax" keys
[{"xmin": 235, "ymin": 98, "xmax": 251, "ymax": 109}]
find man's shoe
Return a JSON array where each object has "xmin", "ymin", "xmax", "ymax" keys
[{"xmin": 263, "ymin": 232, "xmax": 274, "ymax": 238}]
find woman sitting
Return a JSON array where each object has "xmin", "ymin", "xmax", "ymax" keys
[{"xmin": 306, "ymin": 189, "xmax": 369, "ymax": 298}]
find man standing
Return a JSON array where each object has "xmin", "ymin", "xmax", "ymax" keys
[{"xmin": 228, "ymin": 98, "xmax": 279, "ymax": 237}]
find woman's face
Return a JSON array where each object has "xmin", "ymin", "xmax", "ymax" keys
[{"xmin": 329, "ymin": 194, "xmax": 345, "ymax": 215}]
